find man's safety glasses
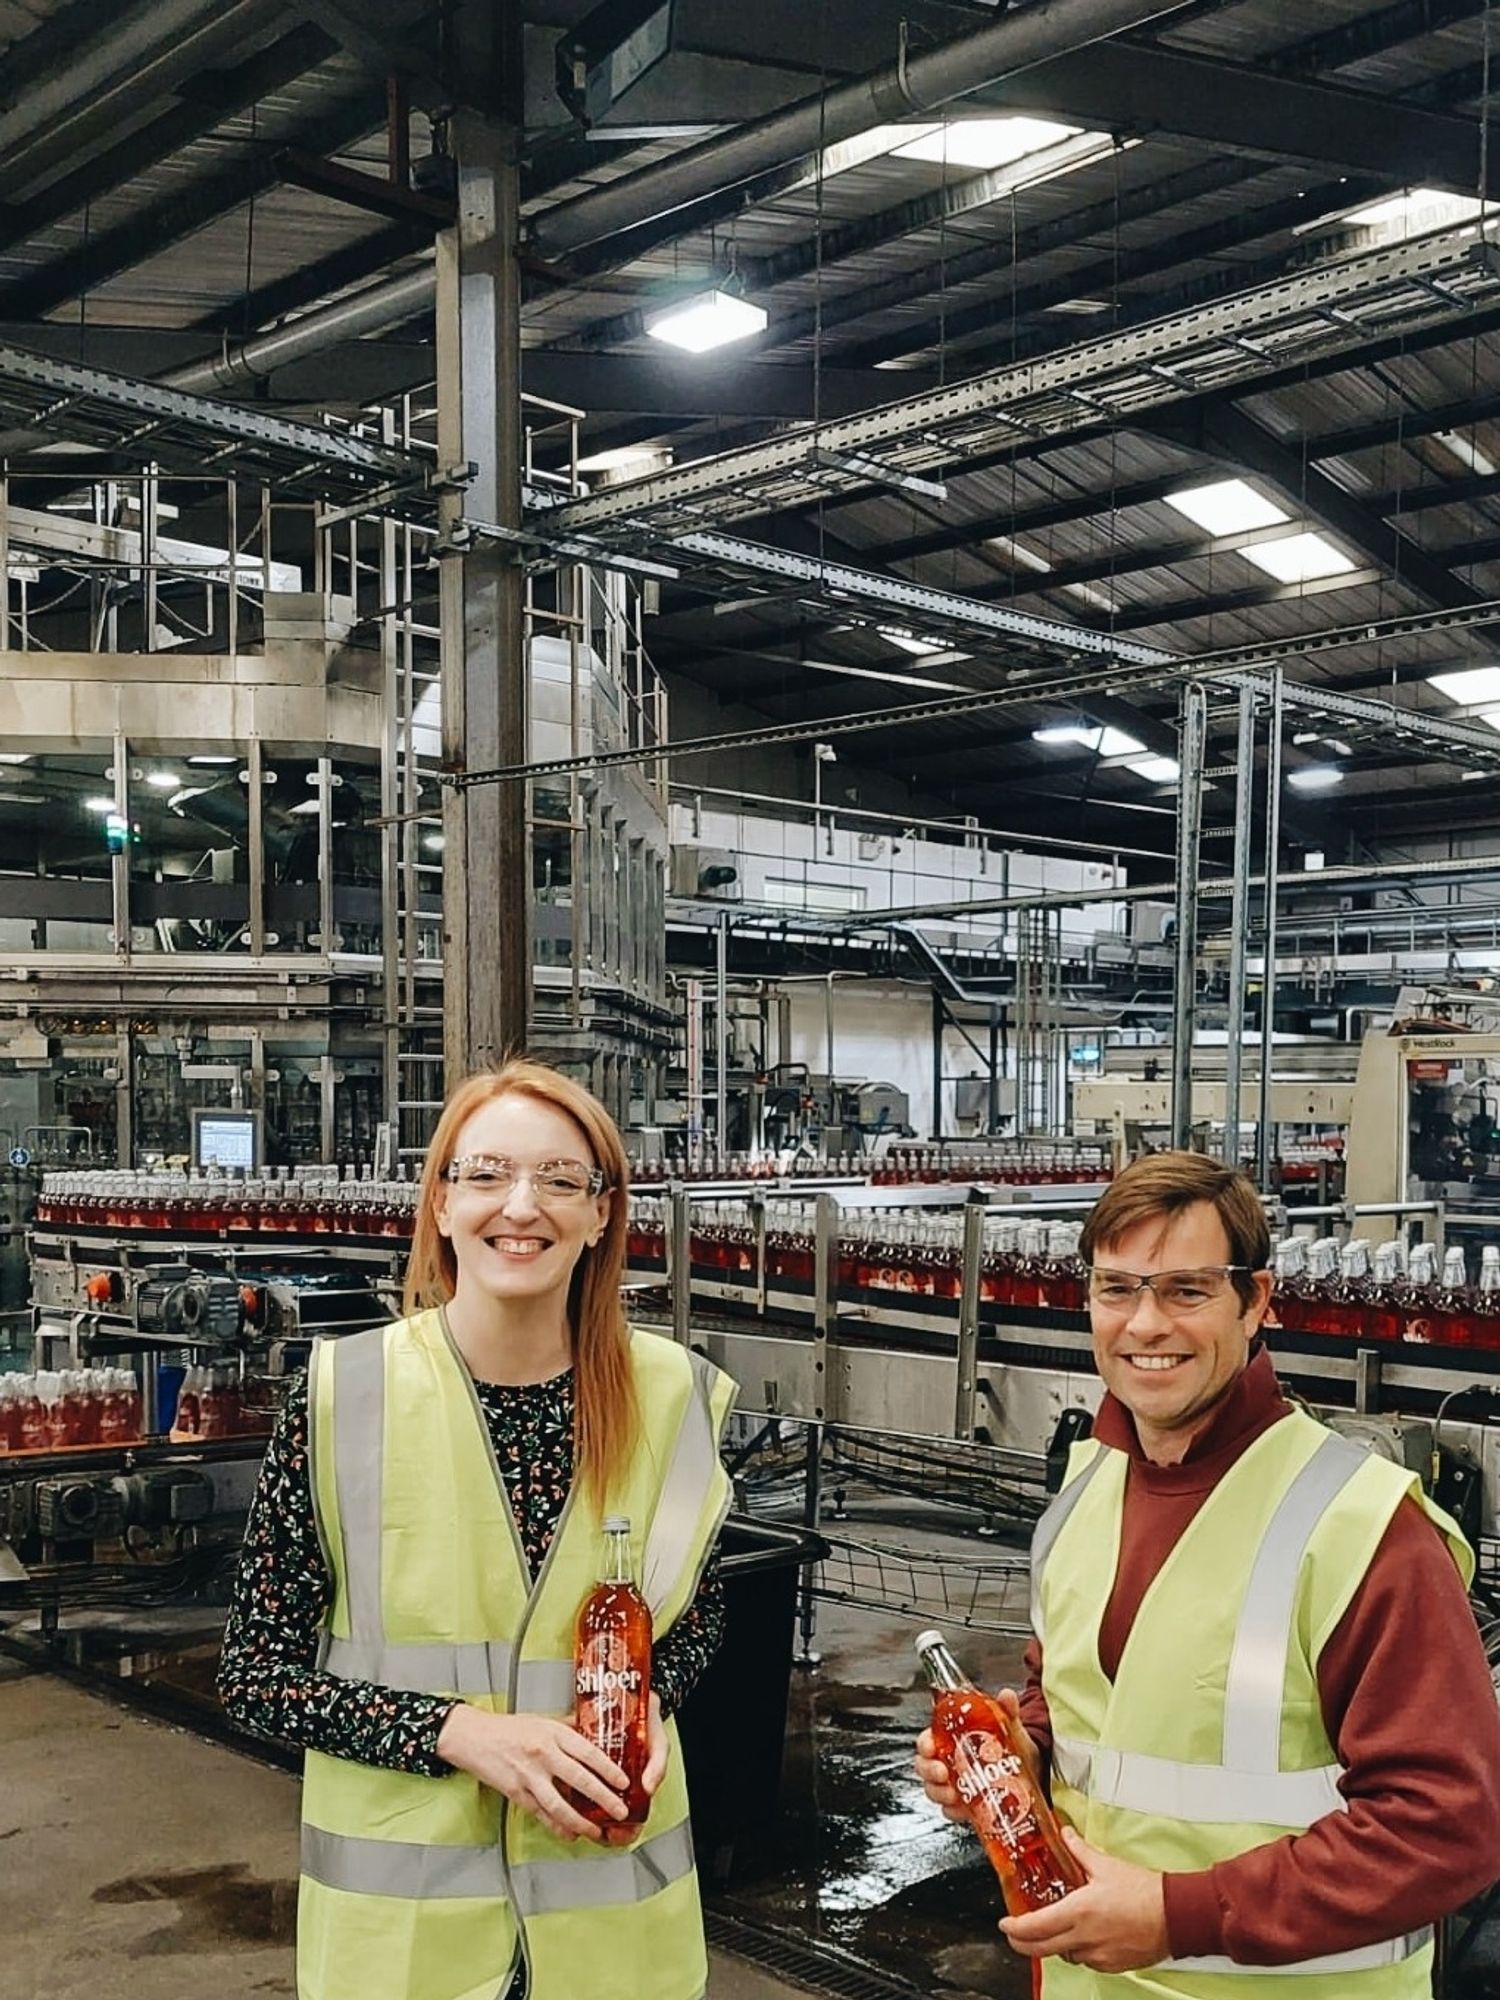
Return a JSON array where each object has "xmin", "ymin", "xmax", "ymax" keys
[{"xmin": 1087, "ymin": 1266, "xmax": 1250, "ymax": 1315}]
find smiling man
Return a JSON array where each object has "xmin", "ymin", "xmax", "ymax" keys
[{"xmin": 915, "ymin": 1150, "xmax": 1500, "ymax": 1995}]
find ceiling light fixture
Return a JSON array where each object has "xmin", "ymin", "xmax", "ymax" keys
[
  {"xmin": 83, "ymin": 796, "xmax": 117, "ymax": 813},
  {"xmin": 645, "ymin": 288, "xmax": 767, "ymax": 353},
  {"xmin": 1164, "ymin": 478, "xmax": 1289, "ymax": 537},
  {"xmin": 1287, "ymin": 765, "xmax": 1345, "ymax": 792},
  {"xmin": 1241, "ymin": 532, "xmax": 1356, "ymax": 584},
  {"xmin": 144, "ymin": 770, "xmax": 182, "ymax": 789}
]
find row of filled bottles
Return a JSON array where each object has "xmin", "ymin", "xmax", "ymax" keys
[
  {"xmin": 170, "ymin": 1363, "xmax": 271, "ymax": 1439},
  {"xmin": 1268, "ymin": 1237, "xmax": 1500, "ymax": 1346},
  {"xmin": 626, "ymin": 1201, "xmax": 1089, "ymax": 1306},
  {"xmin": 626, "ymin": 1144, "xmax": 1112, "ymax": 1187},
  {"xmin": 35, "ymin": 1166, "xmax": 416, "ymax": 1238},
  {"xmin": 625, "ymin": 1197, "xmax": 1500, "ymax": 1347},
  {"xmin": 0, "ymin": 1368, "xmax": 144, "ymax": 1452}
]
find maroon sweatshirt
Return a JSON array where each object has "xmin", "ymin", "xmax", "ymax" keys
[{"xmin": 1019, "ymin": 1345, "xmax": 1500, "ymax": 1963}]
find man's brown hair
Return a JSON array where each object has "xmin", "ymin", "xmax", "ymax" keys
[{"xmin": 1079, "ymin": 1149, "xmax": 1270, "ymax": 1309}]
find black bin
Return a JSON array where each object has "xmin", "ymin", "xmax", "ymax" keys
[{"xmin": 676, "ymin": 1512, "xmax": 826, "ymax": 1885}]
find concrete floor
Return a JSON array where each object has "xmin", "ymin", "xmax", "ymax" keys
[{"xmin": 0, "ymin": 1652, "xmax": 819, "ymax": 2000}]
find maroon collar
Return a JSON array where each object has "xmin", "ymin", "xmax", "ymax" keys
[{"xmin": 1092, "ymin": 1342, "xmax": 1293, "ymax": 1492}]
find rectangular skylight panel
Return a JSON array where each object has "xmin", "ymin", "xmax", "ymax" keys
[
  {"xmin": 878, "ymin": 627, "xmax": 944, "ymax": 656},
  {"xmin": 1128, "ymin": 755, "xmax": 1180, "ymax": 783},
  {"xmin": 1344, "ymin": 189, "xmax": 1483, "ymax": 229},
  {"xmin": 1031, "ymin": 724, "xmax": 1144, "ymax": 757},
  {"xmin": 1241, "ymin": 533, "xmax": 1356, "ymax": 584},
  {"xmin": 1164, "ymin": 479, "xmax": 1288, "ymax": 537},
  {"xmin": 892, "ymin": 117, "xmax": 1078, "ymax": 171},
  {"xmin": 1427, "ymin": 666, "xmax": 1500, "ymax": 706}
]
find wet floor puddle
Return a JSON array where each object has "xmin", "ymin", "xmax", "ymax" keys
[
  {"xmin": 718, "ymin": 1669, "xmax": 1033, "ymax": 2000},
  {"xmin": 93, "ymin": 1864, "xmax": 296, "ymax": 1957}
]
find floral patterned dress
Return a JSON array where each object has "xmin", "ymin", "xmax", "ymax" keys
[{"xmin": 218, "ymin": 1366, "xmax": 724, "ymax": 1773}]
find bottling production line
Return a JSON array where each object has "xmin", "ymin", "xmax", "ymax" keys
[{"xmin": 14, "ymin": 6, "xmax": 1500, "ymax": 1988}]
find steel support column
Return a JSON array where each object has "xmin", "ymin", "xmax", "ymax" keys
[
  {"xmin": 1222, "ymin": 685, "xmax": 1257, "ymax": 1167},
  {"xmin": 1256, "ymin": 671, "xmax": 1285, "ymax": 1188},
  {"xmin": 1170, "ymin": 685, "xmax": 1207, "ymax": 1151},
  {"xmin": 438, "ymin": 34, "xmax": 529, "ymax": 1085}
]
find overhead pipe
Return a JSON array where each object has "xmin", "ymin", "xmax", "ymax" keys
[
  {"xmin": 160, "ymin": 263, "xmax": 437, "ymax": 395},
  {"xmin": 531, "ymin": 0, "xmax": 1196, "ymax": 260}
]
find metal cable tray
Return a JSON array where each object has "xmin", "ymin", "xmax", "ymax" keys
[
  {"xmin": 542, "ymin": 228, "xmax": 1500, "ymax": 542},
  {"xmin": 0, "ymin": 343, "xmax": 429, "ymax": 508}
]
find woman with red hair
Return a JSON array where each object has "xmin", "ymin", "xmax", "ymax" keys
[{"xmin": 220, "ymin": 1060, "xmax": 736, "ymax": 2000}]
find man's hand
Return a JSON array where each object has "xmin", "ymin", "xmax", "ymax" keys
[
  {"xmin": 642, "ymin": 1692, "xmax": 669, "ymax": 1797},
  {"xmin": 1001, "ymin": 1830, "xmax": 1169, "ymax": 1974},
  {"xmin": 436, "ymin": 1703, "xmax": 627, "ymax": 1842},
  {"xmin": 913, "ymin": 1687, "xmax": 1038, "ymax": 1822}
]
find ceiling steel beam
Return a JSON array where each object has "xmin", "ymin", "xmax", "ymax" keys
[
  {"xmin": 0, "ymin": 87, "xmax": 390, "ymax": 320},
  {"xmin": 0, "ymin": 0, "xmax": 289, "ymax": 199},
  {"xmin": 0, "ymin": 22, "xmax": 339, "ymax": 258},
  {"xmin": 976, "ymin": 42, "xmax": 1488, "ymax": 188},
  {"xmin": 183, "ymin": 223, "xmax": 432, "ymax": 337}
]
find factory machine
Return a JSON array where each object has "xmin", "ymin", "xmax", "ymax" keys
[{"xmin": 0, "ymin": 1163, "xmax": 405, "ymax": 1647}]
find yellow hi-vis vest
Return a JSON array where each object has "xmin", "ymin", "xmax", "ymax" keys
[
  {"xmin": 297, "ymin": 1310, "xmax": 737, "ymax": 2000},
  {"xmin": 1031, "ymin": 1407, "xmax": 1473, "ymax": 2000}
]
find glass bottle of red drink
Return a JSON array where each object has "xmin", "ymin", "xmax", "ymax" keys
[
  {"xmin": 1434, "ymin": 1246, "xmax": 1475, "ymax": 1348},
  {"xmin": 915, "ymin": 1629, "xmax": 1086, "ymax": 1915},
  {"xmin": 1401, "ymin": 1242, "xmax": 1440, "ymax": 1343},
  {"xmin": 1300, "ymin": 1238, "xmax": 1341, "ymax": 1335},
  {"xmin": 1473, "ymin": 1246, "xmax": 1500, "ymax": 1349},
  {"xmin": 1367, "ymin": 1242, "xmax": 1406, "ymax": 1342},
  {"xmin": 572, "ymin": 1515, "xmax": 652, "ymax": 1845},
  {"xmin": 1330, "ymin": 1239, "xmax": 1372, "ymax": 1339}
]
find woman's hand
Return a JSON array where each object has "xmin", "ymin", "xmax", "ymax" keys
[
  {"xmin": 642, "ymin": 1692, "xmax": 669, "ymax": 1796},
  {"xmin": 436, "ymin": 1704, "xmax": 628, "ymax": 1842},
  {"xmin": 914, "ymin": 1688, "xmax": 1038, "ymax": 1821}
]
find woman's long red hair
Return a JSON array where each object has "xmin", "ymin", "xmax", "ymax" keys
[{"xmin": 402, "ymin": 1061, "xmax": 639, "ymax": 1513}]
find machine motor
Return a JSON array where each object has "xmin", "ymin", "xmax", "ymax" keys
[{"xmin": 134, "ymin": 1268, "xmax": 244, "ymax": 1343}]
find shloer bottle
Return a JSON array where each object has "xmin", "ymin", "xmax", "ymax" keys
[
  {"xmin": 572, "ymin": 1514, "xmax": 652, "ymax": 1845},
  {"xmin": 915, "ymin": 1629, "xmax": 1086, "ymax": 1914}
]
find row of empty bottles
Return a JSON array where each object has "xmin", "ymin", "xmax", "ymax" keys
[
  {"xmin": 170, "ymin": 1364, "xmax": 270, "ymax": 1438},
  {"xmin": 1269, "ymin": 1237, "xmax": 1500, "ymax": 1346},
  {"xmin": 35, "ymin": 1167, "xmax": 416, "ymax": 1238},
  {"xmin": 0, "ymin": 1369, "xmax": 144, "ymax": 1452},
  {"xmin": 626, "ymin": 1144, "xmax": 1112, "ymax": 1186}
]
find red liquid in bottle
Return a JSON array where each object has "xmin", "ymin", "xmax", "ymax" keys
[
  {"xmin": 917, "ymin": 1631, "xmax": 1086, "ymax": 1915},
  {"xmin": 571, "ymin": 1515, "xmax": 652, "ymax": 1845}
]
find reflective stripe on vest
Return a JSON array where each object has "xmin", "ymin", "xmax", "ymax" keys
[
  {"xmin": 301, "ymin": 1818, "xmax": 695, "ymax": 1914},
  {"xmin": 1029, "ymin": 1442, "xmax": 1106, "ymax": 1647},
  {"xmin": 1169, "ymin": 1931, "xmax": 1434, "ymax": 1978},
  {"xmin": 1051, "ymin": 1736, "xmax": 1344, "ymax": 1828},
  {"xmin": 640, "ymin": 1350, "xmax": 725, "ymax": 1620},
  {"xmin": 1222, "ymin": 1431, "xmax": 1367, "ymax": 1772}
]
